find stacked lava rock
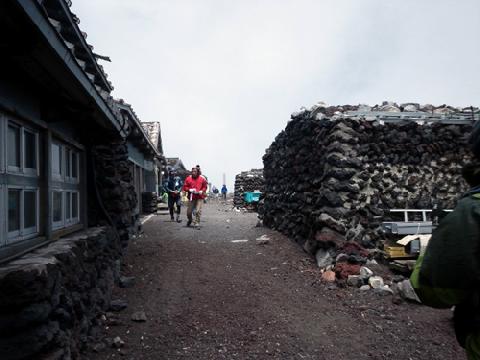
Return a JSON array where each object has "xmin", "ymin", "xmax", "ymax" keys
[
  {"xmin": 92, "ymin": 142, "xmax": 138, "ymax": 247},
  {"xmin": 142, "ymin": 192, "xmax": 158, "ymax": 213},
  {"xmin": 263, "ymin": 101, "xmax": 475, "ymax": 260},
  {"xmin": 234, "ymin": 169, "xmax": 265, "ymax": 207}
]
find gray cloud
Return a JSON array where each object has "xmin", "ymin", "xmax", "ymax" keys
[{"xmin": 72, "ymin": 0, "xmax": 480, "ymax": 190}]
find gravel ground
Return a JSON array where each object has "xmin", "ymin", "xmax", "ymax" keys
[{"xmin": 88, "ymin": 201, "xmax": 465, "ymax": 360}]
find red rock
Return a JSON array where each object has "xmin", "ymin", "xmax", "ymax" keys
[
  {"xmin": 336, "ymin": 241, "xmax": 369, "ymax": 258},
  {"xmin": 321, "ymin": 270, "xmax": 336, "ymax": 282},
  {"xmin": 335, "ymin": 263, "xmax": 361, "ymax": 280},
  {"xmin": 314, "ymin": 228, "xmax": 345, "ymax": 247}
]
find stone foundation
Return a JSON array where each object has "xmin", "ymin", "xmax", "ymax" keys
[{"xmin": 0, "ymin": 227, "xmax": 119, "ymax": 360}]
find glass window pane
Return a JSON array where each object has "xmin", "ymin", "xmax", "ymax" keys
[
  {"xmin": 24, "ymin": 191, "xmax": 36, "ymax": 229},
  {"xmin": 66, "ymin": 192, "xmax": 71, "ymax": 220},
  {"xmin": 52, "ymin": 143, "xmax": 62, "ymax": 175},
  {"xmin": 24, "ymin": 131, "xmax": 37, "ymax": 169},
  {"xmin": 8, "ymin": 189, "xmax": 20, "ymax": 232},
  {"xmin": 53, "ymin": 191, "xmax": 62, "ymax": 223},
  {"xmin": 66, "ymin": 149, "xmax": 71, "ymax": 177},
  {"xmin": 72, "ymin": 152, "xmax": 78, "ymax": 178},
  {"xmin": 8, "ymin": 125, "xmax": 20, "ymax": 168},
  {"xmin": 72, "ymin": 192, "xmax": 78, "ymax": 218}
]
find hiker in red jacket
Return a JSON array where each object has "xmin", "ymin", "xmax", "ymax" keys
[{"xmin": 183, "ymin": 167, "xmax": 208, "ymax": 228}]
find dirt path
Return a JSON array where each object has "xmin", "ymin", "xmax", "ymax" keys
[{"xmin": 89, "ymin": 201, "xmax": 464, "ymax": 360}]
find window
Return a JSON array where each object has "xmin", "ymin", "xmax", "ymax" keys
[
  {"xmin": 53, "ymin": 191, "xmax": 80, "ymax": 228},
  {"xmin": 51, "ymin": 141, "xmax": 81, "ymax": 231},
  {"xmin": 65, "ymin": 191, "xmax": 80, "ymax": 224},
  {"xmin": 52, "ymin": 191, "xmax": 63, "ymax": 227},
  {"xmin": 7, "ymin": 187, "xmax": 38, "ymax": 241},
  {"xmin": 8, "ymin": 189, "xmax": 21, "ymax": 234},
  {"xmin": 72, "ymin": 152, "xmax": 78, "ymax": 178},
  {"xmin": 24, "ymin": 130, "xmax": 37, "ymax": 170},
  {"xmin": 2, "ymin": 118, "xmax": 41, "ymax": 248},
  {"xmin": 72, "ymin": 192, "xmax": 79, "ymax": 218},
  {"xmin": 64, "ymin": 147, "xmax": 79, "ymax": 181},
  {"xmin": 52, "ymin": 142, "xmax": 62, "ymax": 178},
  {"xmin": 1, "ymin": 114, "xmax": 85, "ymax": 258},
  {"xmin": 66, "ymin": 191, "xmax": 71, "ymax": 220},
  {"xmin": 66, "ymin": 148, "xmax": 71, "ymax": 178},
  {"xmin": 24, "ymin": 191, "xmax": 37, "ymax": 231},
  {"xmin": 7, "ymin": 125, "xmax": 20, "ymax": 170},
  {"xmin": 55, "ymin": 145, "xmax": 79, "ymax": 182},
  {"xmin": 7, "ymin": 122, "xmax": 39, "ymax": 175}
]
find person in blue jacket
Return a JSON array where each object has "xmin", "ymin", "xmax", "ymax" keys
[
  {"xmin": 164, "ymin": 170, "xmax": 183, "ymax": 222},
  {"xmin": 221, "ymin": 184, "xmax": 228, "ymax": 201}
]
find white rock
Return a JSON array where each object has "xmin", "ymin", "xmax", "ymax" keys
[
  {"xmin": 379, "ymin": 104, "xmax": 400, "ymax": 112},
  {"xmin": 368, "ymin": 276, "xmax": 384, "ymax": 289},
  {"xmin": 358, "ymin": 104, "xmax": 371, "ymax": 112},
  {"xmin": 374, "ymin": 285, "xmax": 394, "ymax": 296},
  {"xmin": 403, "ymin": 104, "xmax": 418, "ymax": 112},
  {"xmin": 347, "ymin": 275, "xmax": 363, "ymax": 287},
  {"xmin": 315, "ymin": 248, "xmax": 334, "ymax": 268},
  {"xmin": 256, "ymin": 235, "xmax": 270, "ymax": 245},
  {"xmin": 397, "ymin": 279, "xmax": 421, "ymax": 303},
  {"xmin": 112, "ymin": 336, "xmax": 125, "ymax": 348},
  {"xmin": 360, "ymin": 266, "xmax": 373, "ymax": 278},
  {"xmin": 359, "ymin": 285, "xmax": 370, "ymax": 291},
  {"xmin": 433, "ymin": 107, "xmax": 454, "ymax": 114}
]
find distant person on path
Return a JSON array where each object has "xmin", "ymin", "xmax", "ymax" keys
[
  {"xmin": 164, "ymin": 170, "xmax": 183, "ymax": 222},
  {"xmin": 183, "ymin": 167, "xmax": 208, "ymax": 228},
  {"xmin": 221, "ymin": 185, "xmax": 228, "ymax": 201},
  {"xmin": 211, "ymin": 185, "xmax": 218, "ymax": 200},
  {"xmin": 411, "ymin": 122, "xmax": 480, "ymax": 360}
]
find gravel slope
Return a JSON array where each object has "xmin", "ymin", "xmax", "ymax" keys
[{"xmin": 88, "ymin": 201, "xmax": 464, "ymax": 360}]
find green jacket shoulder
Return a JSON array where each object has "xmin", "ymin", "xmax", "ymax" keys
[{"xmin": 411, "ymin": 193, "xmax": 480, "ymax": 308}]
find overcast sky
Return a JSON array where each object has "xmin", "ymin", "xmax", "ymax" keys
[{"xmin": 72, "ymin": 0, "xmax": 480, "ymax": 190}]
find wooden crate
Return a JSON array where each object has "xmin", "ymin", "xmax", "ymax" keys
[{"xmin": 385, "ymin": 246, "xmax": 416, "ymax": 259}]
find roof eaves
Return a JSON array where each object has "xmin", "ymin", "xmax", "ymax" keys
[
  {"xmin": 116, "ymin": 101, "xmax": 161, "ymax": 157},
  {"xmin": 54, "ymin": 0, "xmax": 112, "ymax": 92},
  {"xmin": 16, "ymin": 0, "xmax": 126, "ymax": 137}
]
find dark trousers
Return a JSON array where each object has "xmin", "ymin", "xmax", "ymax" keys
[{"xmin": 168, "ymin": 194, "xmax": 181, "ymax": 218}]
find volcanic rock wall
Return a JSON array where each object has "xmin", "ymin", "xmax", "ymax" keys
[
  {"xmin": 0, "ymin": 227, "xmax": 119, "ymax": 359},
  {"xmin": 262, "ymin": 109, "xmax": 472, "ymax": 253},
  {"xmin": 92, "ymin": 143, "xmax": 139, "ymax": 247},
  {"xmin": 234, "ymin": 169, "xmax": 265, "ymax": 207},
  {"xmin": 142, "ymin": 192, "xmax": 158, "ymax": 214}
]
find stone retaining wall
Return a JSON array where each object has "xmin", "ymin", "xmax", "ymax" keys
[
  {"xmin": 0, "ymin": 227, "xmax": 119, "ymax": 360},
  {"xmin": 262, "ymin": 109, "xmax": 472, "ymax": 253}
]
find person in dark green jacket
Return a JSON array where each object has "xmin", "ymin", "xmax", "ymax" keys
[{"xmin": 411, "ymin": 122, "xmax": 480, "ymax": 360}]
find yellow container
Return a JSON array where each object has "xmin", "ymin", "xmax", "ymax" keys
[{"xmin": 385, "ymin": 246, "xmax": 415, "ymax": 259}]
